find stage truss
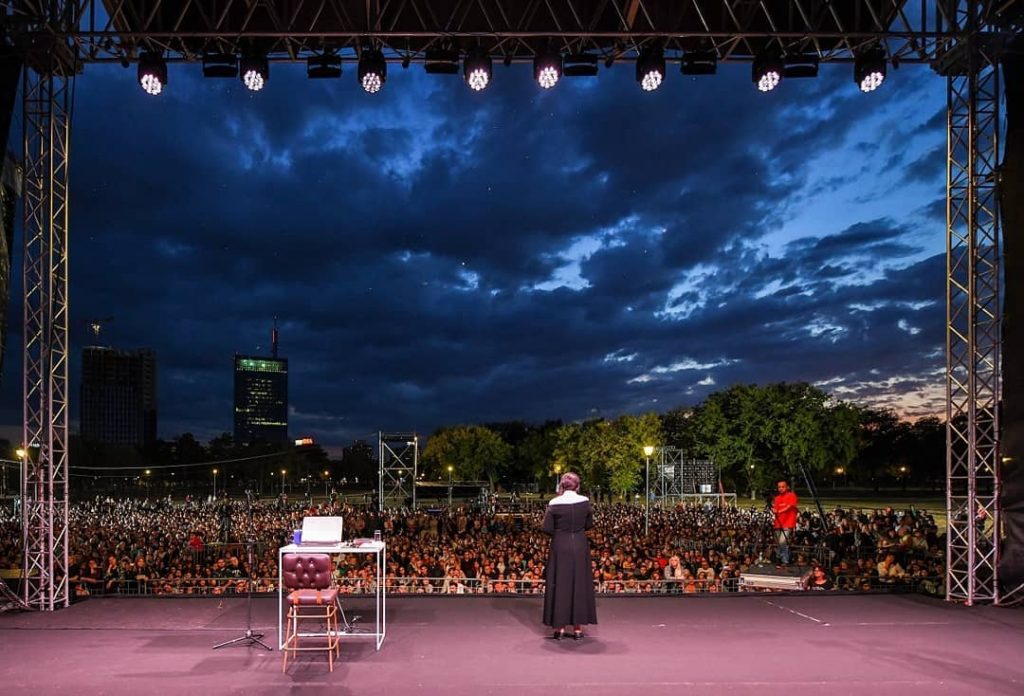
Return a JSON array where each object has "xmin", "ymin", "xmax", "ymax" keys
[
  {"xmin": 0, "ymin": 1, "xmax": 1020, "ymax": 607},
  {"xmin": 653, "ymin": 448, "xmax": 719, "ymax": 504},
  {"xmin": 378, "ymin": 431, "xmax": 418, "ymax": 511}
]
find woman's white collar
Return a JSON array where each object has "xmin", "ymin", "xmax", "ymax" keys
[{"xmin": 549, "ymin": 490, "xmax": 588, "ymax": 506}]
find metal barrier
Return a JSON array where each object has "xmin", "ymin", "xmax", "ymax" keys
[{"xmin": 88, "ymin": 573, "xmax": 943, "ymax": 598}]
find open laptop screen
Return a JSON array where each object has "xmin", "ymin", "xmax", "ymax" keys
[{"xmin": 300, "ymin": 516, "xmax": 344, "ymax": 545}]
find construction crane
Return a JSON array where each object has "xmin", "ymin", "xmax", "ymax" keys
[{"xmin": 84, "ymin": 316, "xmax": 113, "ymax": 338}]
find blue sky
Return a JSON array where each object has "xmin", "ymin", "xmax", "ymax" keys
[{"xmin": 0, "ymin": 58, "xmax": 948, "ymax": 449}]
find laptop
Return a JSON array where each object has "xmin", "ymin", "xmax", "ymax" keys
[{"xmin": 298, "ymin": 516, "xmax": 344, "ymax": 546}]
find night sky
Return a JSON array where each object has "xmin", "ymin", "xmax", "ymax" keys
[{"xmin": 0, "ymin": 59, "xmax": 948, "ymax": 451}]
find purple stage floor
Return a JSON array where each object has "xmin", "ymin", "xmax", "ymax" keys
[{"xmin": 1, "ymin": 594, "xmax": 1023, "ymax": 695}]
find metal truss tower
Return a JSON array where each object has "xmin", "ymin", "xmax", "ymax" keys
[
  {"xmin": 943, "ymin": 2, "xmax": 1005, "ymax": 605},
  {"xmin": 653, "ymin": 447, "xmax": 685, "ymax": 504},
  {"xmin": 378, "ymin": 432, "xmax": 418, "ymax": 511},
  {"xmin": 0, "ymin": 0, "xmax": 1019, "ymax": 608},
  {"xmin": 16, "ymin": 3, "xmax": 76, "ymax": 611}
]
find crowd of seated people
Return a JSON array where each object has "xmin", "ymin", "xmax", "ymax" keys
[{"xmin": 0, "ymin": 496, "xmax": 944, "ymax": 598}]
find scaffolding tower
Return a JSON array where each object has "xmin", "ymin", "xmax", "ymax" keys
[{"xmin": 378, "ymin": 432, "xmax": 418, "ymax": 511}]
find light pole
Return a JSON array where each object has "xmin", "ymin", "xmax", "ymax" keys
[
  {"xmin": 447, "ymin": 465, "xmax": 454, "ymax": 507},
  {"xmin": 643, "ymin": 446, "xmax": 654, "ymax": 536},
  {"xmin": 323, "ymin": 470, "xmax": 330, "ymax": 500},
  {"xmin": 144, "ymin": 469, "xmax": 151, "ymax": 498},
  {"xmin": 280, "ymin": 469, "xmax": 287, "ymax": 496},
  {"xmin": 212, "ymin": 468, "xmax": 218, "ymax": 499}
]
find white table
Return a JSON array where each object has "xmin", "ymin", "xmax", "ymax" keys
[{"xmin": 277, "ymin": 541, "xmax": 386, "ymax": 651}]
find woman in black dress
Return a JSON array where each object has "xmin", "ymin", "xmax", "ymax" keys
[{"xmin": 542, "ymin": 472, "xmax": 597, "ymax": 640}]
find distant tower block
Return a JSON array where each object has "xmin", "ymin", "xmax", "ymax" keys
[{"xmin": 378, "ymin": 432, "xmax": 418, "ymax": 511}]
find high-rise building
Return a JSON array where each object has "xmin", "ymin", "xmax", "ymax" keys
[
  {"xmin": 233, "ymin": 326, "xmax": 288, "ymax": 444},
  {"xmin": 80, "ymin": 347, "xmax": 157, "ymax": 446}
]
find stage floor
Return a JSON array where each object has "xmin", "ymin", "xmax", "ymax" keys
[{"xmin": 1, "ymin": 594, "xmax": 1023, "ymax": 695}]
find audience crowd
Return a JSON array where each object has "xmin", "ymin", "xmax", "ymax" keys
[{"xmin": 0, "ymin": 496, "xmax": 945, "ymax": 598}]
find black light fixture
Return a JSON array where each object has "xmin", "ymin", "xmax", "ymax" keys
[
  {"xmin": 307, "ymin": 53, "xmax": 341, "ymax": 79},
  {"xmin": 533, "ymin": 50, "xmax": 562, "ymax": 89},
  {"xmin": 855, "ymin": 49, "xmax": 887, "ymax": 92},
  {"xmin": 358, "ymin": 49, "xmax": 387, "ymax": 93},
  {"xmin": 563, "ymin": 53, "xmax": 599, "ymax": 77},
  {"xmin": 681, "ymin": 50, "xmax": 717, "ymax": 75},
  {"xmin": 463, "ymin": 48, "xmax": 492, "ymax": 91},
  {"xmin": 752, "ymin": 53, "xmax": 783, "ymax": 92},
  {"xmin": 240, "ymin": 55, "xmax": 269, "ymax": 91},
  {"xmin": 636, "ymin": 48, "xmax": 665, "ymax": 91},
  {"xmin": 202, "ymin": 53, "xmax": 238, "ymax": 78},
  {"xmin": 137, "ymin": 51, "xmax": 167, "ymax": 95},
  {"xmin": 424, "ymin": 49, "xmax": 459, "ymax": 74},
  {"xmin": 783, "ymin": 54, "xmax": 819, "ymax": 79}
]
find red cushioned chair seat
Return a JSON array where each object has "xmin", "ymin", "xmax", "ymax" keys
[{"xmin": 288, "ymin": 588, "xmax": 338, "ymax": 606}]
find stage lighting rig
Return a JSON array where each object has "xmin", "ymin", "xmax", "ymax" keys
[
  {"xmin": 425, "ymin": 49, "xmax": 459, "ymax": 75},
  {"xmin": 855, "ymin": 49, "xmax": 887, "ymax": 92},
  {"xmin": 563, "ymin": 53, "xmax": 599, "ymax": 77},
  {"xmin": 464, "ymin": 48, "xmax": 492, "ymax": 91},
  {"xmin": 783, "ymin": 54, "xmax": 819, "ymax": 79},
  {"xmin": 681, "ymin": 50, "xmax": 717, "ymax": 76},
  {"xmin": 137, "ymin": 52, "xmax": 167, "ymax": 96},
  {"xmin": 636, "ymin": 48, "xmax": 665, "ymax": 91},
  {"xmin": 202, "ymin": 53, "xmax": 238, "ymax": 78},
  {"xmin": 359, "ymin": 49, "xmax": 387, "ymax": 93},
  {"xmin": 240, "ymin": 55, "xmax": 268, "ymax": 92},
  {"xmin": 307, "ymin": 53, "xmax": 341, "ymax": 79},
  {"xmin": 753, "ymin": 54, "xmax": 783, "ymax": 92},
  {"xmin": 534, "ymin": 51, "xmax": 562, "ymax": 89}
]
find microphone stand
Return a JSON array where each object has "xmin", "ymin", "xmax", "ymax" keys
[{"xmin": 214, "ymin": 491, "xmax": 272, "ymax": 651}]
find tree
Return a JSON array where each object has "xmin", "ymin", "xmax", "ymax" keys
[{"xmin": 421, "ymin": 426, "xmax": 512, "ymax": 487}]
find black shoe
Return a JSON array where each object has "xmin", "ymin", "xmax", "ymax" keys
[
  {"xmin": 573, "ymin": 631, "xmax": 583, "ymax": 641},
  {"xmin": 552, "ymin": 629, "xmax": 563, "ymax": 640}
]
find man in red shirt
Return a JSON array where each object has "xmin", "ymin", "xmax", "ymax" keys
[{"xmin": 773, "ymin": 480, "xmax": 799, "ymax": 566}]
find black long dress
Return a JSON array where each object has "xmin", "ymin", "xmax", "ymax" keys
[{"xmin": 542, "ymin": 494, "xmax": 598, "ymax": 627}]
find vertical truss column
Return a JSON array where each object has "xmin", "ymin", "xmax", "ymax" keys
[
  {"xmin": 945, "ymin": 17, "xmax": 1002, "ymax": 604},
  {"xmin": 21, "ymin": 65, "xmax": 72, "ymax": 611},
  {"xmin": 378, "ymin": 432, "xmax": 418, "ymax": 511}
]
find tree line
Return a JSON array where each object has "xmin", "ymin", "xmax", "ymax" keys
[{"xmin": 421, "ymin": 382, "xmax": 945, "ymax": 497}]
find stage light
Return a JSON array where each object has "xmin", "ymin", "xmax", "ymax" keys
[
  {"xmin": 307, "ymin": 53, "xmax": 341, "ymax": 79},
  {"xmin": 202, "ymin": 53, "xmax": 238, "ymax": 78},
  {"xmin": 855, "ymin": 49, "xmax": 886, "ymax": 92},
  {"xmin": 783, "ymin": 54, "xmax": 819, "ymax": 79},
  {"xmin": 636, "ymin": 48, "xmax": 665, "ymax": 91},
  {"xmin": 137, "ymin": 51, "xmax": 167, "ymax": 95},
  {"xmin": 359, "ymin": 49, "xmax": 387, "ymax": 93},
  {"xmin": 534, "ymin": 51, "xmax": 562, "ymax": 89},
  {"xmin": 752, "ymin": 54, "xmax": 783, "ymax": 92},
  {"xmin": 464, "ymin": 49, "xmax": 492, "ymax": 91},
  {"xmin": 240, "ymin": 56, "xmax": 268, "ymax": 92},
  {"xmin": 425, "ymin": 49, "xmax": 459, "ymax": 74},
  {"xmin": 681, "ymin": 50, "xmax": 717, "ymax": 75},
  {"xmin": 563, "ymin": 53, "xmax": 599, "ymax": 77}
]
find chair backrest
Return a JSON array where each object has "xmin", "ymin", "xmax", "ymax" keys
[{"xmin": 282, "ymin": 554, "xmax": 333, "ymax": 590}]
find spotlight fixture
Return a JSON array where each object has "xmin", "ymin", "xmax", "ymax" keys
[
  {"xmin": 240, "ymin": 55, "xmax": 268, "ymax": 91},
  {"xmin": 464, "ymin": 48, "xmax": 492, "ymax": 91},
  {"xmin": 752, "ymin": 54, "xmax": 783, "ymax": 92},
  {"xmin": 424, "ymin": 49, "xmax": 459, "ymax": 74},
  {"xmin": 855, "ymin": 49, "xmax": 887, "ymax": 92},
  {"xmin": 307, "ymin": 53, "xmax": 341, "ymax": 79},
  {"xmin": 681, "ymin": 50, "xmax": 717, "ymax": 76},
  {"xmin": 783, "ymin": 54, "xmax": 819, "ymax": 79},
  {"xmin": 563, "ymin": 53, "xmax": 599, "ymax": 77},
  {"xmin": 533, "ymin": 51, "xmax": 562, "ymax": 89},
  {"xmin": 359, "ymin": 49, "xmax": 387, "ymax": 93},
  {"xmin": 137, "ymin": 51, "xmax": 167, "ymax": 95},
  {"xmin": 636, "ymin": 48, "xmax": 665, "ymax": 91},
  {"xmin": 202, "ymin": 53, "xmax": 238, "ymax": 78}
]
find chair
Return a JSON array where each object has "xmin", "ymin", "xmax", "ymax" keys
[{"xmin": 281, "ymin": 554, "xmax": 341, "ymax": 672}]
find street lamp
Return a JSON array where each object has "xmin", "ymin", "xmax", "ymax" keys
[
  {"xmin": 212, "ymin": 468, "xmax": 219, "ymax": 499},
  {"xmin": 643, "ymin": 445, "xmax": 655, "ymax": 536},
  {"xmin": 144, "ymin": 469, "xmax": 151, "ymax": 497},
  {"xmin": 447, "ymin": 465, "xmax": 454, "ymax": 507},
  {"xmin": 281, "ymin": 469, "xmax": 287, "ymax": 496},
  {"xmin": 323, "ymin": 470, "xmax": 330, "ymax": 500}
]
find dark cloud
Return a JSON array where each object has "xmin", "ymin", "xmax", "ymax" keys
[{"xmin": 0, "ymin": 60, "xmax": 949, "ymax": 448}]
